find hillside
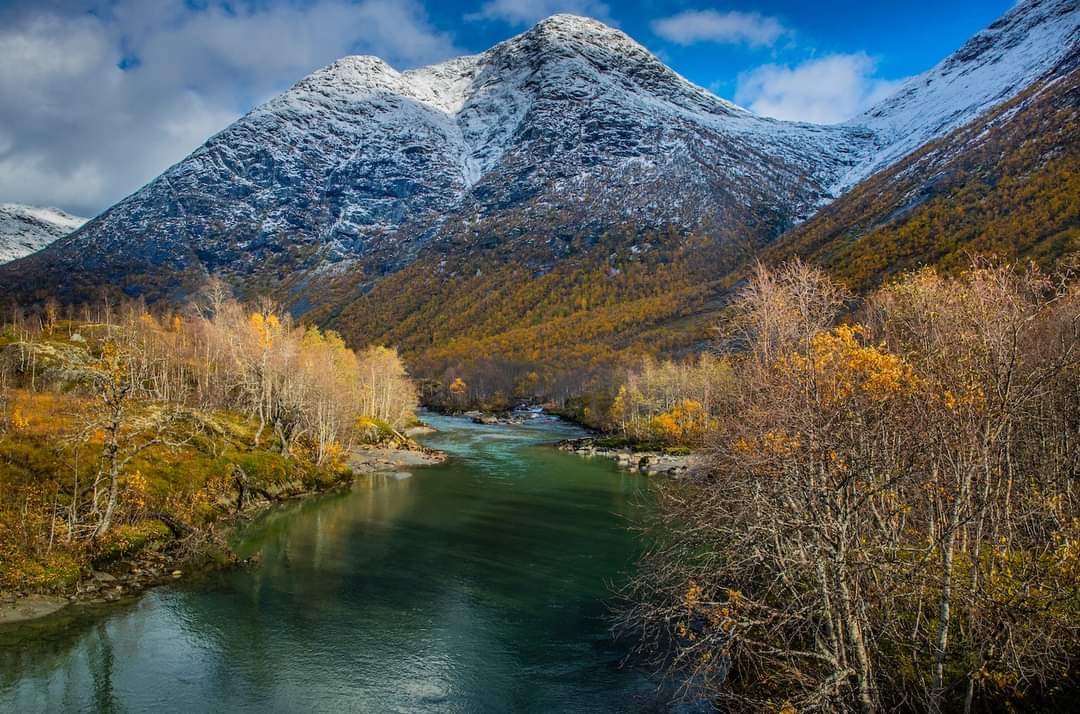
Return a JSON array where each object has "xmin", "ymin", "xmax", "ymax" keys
[
  {"xmin": 0, "ymin": 15, "xmax": 874, "ymax": 305},
  {"xmin": 0, "ymin": 302, "xmax": 422, "ymax": 597},
  {"xmin": 330, "ymin": 29, "xmax": 1080, "ymax": 402},
  {"xmin": 842, "ymin": 0, "xmax": 1079, "ymax": 187},
  {"xmin": 768, "ymin": 49, "xmax": 1080, "ymax": 291}
]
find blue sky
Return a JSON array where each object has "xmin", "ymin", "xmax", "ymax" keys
[
  {"xmin": 0, "ymin": 0, "xmax": 1015, "ymax": 216},
  {"xmin": 445, "ymin": 1, "xmax": 1014, "ymax": 99}
]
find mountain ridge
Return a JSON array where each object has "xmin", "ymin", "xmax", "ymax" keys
[
  {"xmin": 0, "ymin": 1, "xmax": 1076, "ymax": 401},
  {"xmin": 0, "ymin": 11, "xmax": 878, "ymax": 301},
  {"xmin": 767, "ymin": 43, "xmax": 1080, "ymax": 291},
  {"xmin": 839, "ymin": 0, "xmax": 1079, "ymax": 188}
]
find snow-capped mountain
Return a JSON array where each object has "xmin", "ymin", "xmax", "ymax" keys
[
  {"xmin": 841, "ymin": 0, "xmax": 1079, "ymax": 189},
  {"xmin": 22, "ymin": 14, "xmax": 872, "ymax": 289},
  {"xmin": 0, "ymin": 204, "xmax": 87, "ymax": 264},
  {"xmin": 0, "ymin": 0, "xmax": 1075, "ymax": 305}
]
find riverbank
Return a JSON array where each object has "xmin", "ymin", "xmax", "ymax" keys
[
  {"xmin": 0, "ymin": 411, "xmax": 660, "ymax": 712},
  {"xmin": 0, "ymin": 439, "xmax": 445, "ymax": 626},
  {"xmin": 348, "ymin": 440, "xmax": 447, "ymax": 473},
  {"xmin": 557, "ymin": 436, "xmax": 693, "ymax": 476},
  {"xmin": 1, "ymin": 311, "xmax": 428, "ymax": 626}
]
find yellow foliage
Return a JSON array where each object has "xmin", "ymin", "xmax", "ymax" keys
[
  {"xmin": 685, "ymin": 581, "xmax": 703, "ymax": 610},
  {"xmin": 650, "ymin": 399, "xmax": 713, "ymax": 445},
  {"xmin": 734, "ymin": 430, "xmax": 799, "ymax": 457},
  {"xmin": 779, "ymin": 324, "xmax": 918, "ymax": 405},
  {"xmin": 124, "ymin": 469, "xmax": 150, "ymax": 512},
  {"xmin": 249, "ymin": 312, "xmax": 270, "ymax": 349},
  {"xmin": 10, "ymin": 407, "xmax": 29, "ymax": 431}
]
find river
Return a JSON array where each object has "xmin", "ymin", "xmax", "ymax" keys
[{"xmin": 0, "ymin": 414, "xmax": 664, "ymax": 713}]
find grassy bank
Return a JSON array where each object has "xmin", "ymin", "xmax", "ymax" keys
[{"xmin": 1, "ymin": 388, "xmax": 353, "ymax": 597}]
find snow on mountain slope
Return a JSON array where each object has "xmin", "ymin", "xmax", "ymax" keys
[
  {"xmin": 0, "ymin": 2, "xmax": 1074, "ymax": 305},
  {"xmin": 8, "ymin": 13, "xmax": 872, "ymax": 297},
  {"xmin": 841, "ymin": 0, "xmax": 1079, "ymax": 189},
  {"xmin": 0, "ymin": 204, "xmax": 87, "ymax": 264}
]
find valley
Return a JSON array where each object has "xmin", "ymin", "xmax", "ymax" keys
[{"xmin": 1, "ymin": 0, "xmax": 1078, "ymax": 711}]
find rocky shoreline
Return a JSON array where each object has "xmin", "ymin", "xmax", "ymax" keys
[
  {"xmin": 347, "ymin": 440, "xmax": 447, "ymax": 475},
  {"xmin": 0, "ymin": 441, "xmax": 446, "ymax": 626},
  {"xmin": 1, "ymin": 545, "xmax": 223, "ymax": 625},
  {"xmin": 557, "ymin": 437, "xmax": 693, "ymax": 477}
]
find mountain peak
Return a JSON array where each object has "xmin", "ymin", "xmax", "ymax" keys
[
  {"xmin": 301, "ymin": 54, "xmax": 399, "ymax": 89},
  {"xmin": 522, "ymin": 13, "xmax": 629, "ymax": 42},
  {"xmin": 533, "ymin": 12, "xmax": 609, "ymax": 27},
  {"xmin": 334, "ymin": 55, "xmax": 396, "ymax": 72},
  {"xmin": 2, "ymin": 0, "xmax": 1071, "ymax": 307},
  {"xmin": 507, "ymin": 13, "xmax": 649, "ymax": 59},
  {"xmin": 531, "ymin": 13, "xmax": 609, "ymax": 32}
]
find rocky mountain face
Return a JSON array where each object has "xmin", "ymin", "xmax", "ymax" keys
[
  {"xmin": 327, "ymin": 0, "xmax": 1080, "ymax": 394},
  {"xmin": 1, "ymin": 13, "xmax": 883, "ymax": 303},
  {"xmin": 325, "ymin": 60, "xmax": 1080, "ymax": 393},
  {"xmin": 0, "ymin": 204, "xmax": 86, "ymax": 265},
  {"xmin": 0, "ymin": 1, "xmax": 1075, "ymax": 359}
]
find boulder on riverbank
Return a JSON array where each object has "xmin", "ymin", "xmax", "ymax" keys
[
  {"xmin": 0, "ymin": 594, "xmax": 68, "ymax": 625},
  {"xmin": 348, "ymin": 443, "xmax": 446, "ymax": 473},
  {"xmin": 557, "ymin": 437, "xmax": 693, "ymax": 477},
  {"xmin": 469, "ymin": 405, "xmax": 554, "ymax": 426}
]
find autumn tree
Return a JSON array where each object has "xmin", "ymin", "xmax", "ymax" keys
[
  {"xmin": 448, "ymin": 376, "xmax": 468, "ymax": 408},
  {"xmin": 622, "ymin": 259, "xmax": 1080, "ymax": 713},
  {"xmin": 610, "ymin": 354, "xmax": 731, "ymax": 445},
  {"xmin": 85, "ymin": 341, "xmax": 185, "ymax": 537}
]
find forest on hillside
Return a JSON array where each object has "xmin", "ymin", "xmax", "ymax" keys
[
  {"xmin": 769, "ymin": 65, "xmax": 1079, "ymax": 292},
  {"xmin": 324, "ymin": 68, "xmax": 1078, "ymax": 411}
]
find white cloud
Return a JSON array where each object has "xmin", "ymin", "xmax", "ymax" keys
[
  {"xmin": 468, "ymin": 0, "xmax": 613, "ymax": 26},
  {"xmin": 651, "ymin": 10, "xmax": 788, "ymax": 47},
  {"xmin": 734, "ymin": 53, "xmax": 906, "ymax": 124},
  {"xmin": 0, "ymin": 0, "xmax": 458, "ymax": 216}
]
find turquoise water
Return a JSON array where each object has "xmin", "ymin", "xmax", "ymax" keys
[{"xmin": 0, "ymin": 414, "xmax": 661, "ymax": 712}]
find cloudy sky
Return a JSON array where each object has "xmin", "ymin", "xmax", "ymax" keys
[{"xmin": 0, "ymin": 0, "xmax": 1012, "ymax": 217}]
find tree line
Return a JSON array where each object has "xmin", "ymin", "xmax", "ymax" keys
[{"xmin": 620, "ymin": 259, "xmax": 1080, "ymax": 712}]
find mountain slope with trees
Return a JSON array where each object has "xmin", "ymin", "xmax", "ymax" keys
[
  {"xmin": 327, "ymin": 52, "xmax": 1080, "ymax": 406},
  {"xmin": 767, "ymin": 48, "xmax": 1080, "ymax": 292},
  {"xmin": 0, "ymin": 1, "xmax": 1075, "ymax": 406}
]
